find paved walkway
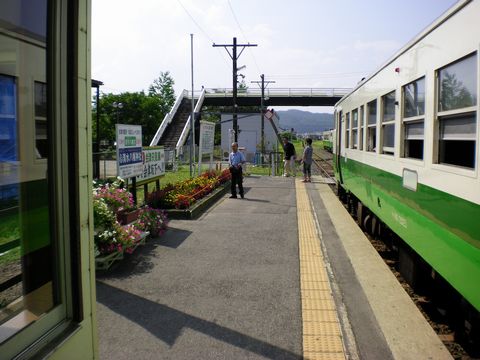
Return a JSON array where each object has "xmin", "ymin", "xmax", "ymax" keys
[
  {"xmin": 96, "ymin": 176, "xmax": 302, "ymax": 359},
  {"xmin": 96, "ymin": 175, "xmax": 452, "ymax": 360}
]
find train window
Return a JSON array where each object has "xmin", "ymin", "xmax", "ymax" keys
[
  {"xmin": 402, "ymin": 77, "xmax": 425, "ymax": 160},
  {"xmin": 437, "ymin": 53, "xmax": 477, "ymax": 169},
  {"xmin": 367, "ymin": 100, "xmax": 377, "ymax": 152},
  {"xmin": 345, "ymin": 112, "xmax": 350, "ymax": 148},
  {"xmin": 438, "ymin": 54, "xmax": 477, "ymax": 112},
  {"xmin": 352, "ymin": 109, "xmax": 358, "ymax": 149},
  {"xmin": 439, "ymin": 113, "xmax": 476, "ymax": 168},
  {"xmin": 404, "ymin": 77, "xmax": 425, "ymax": 117},
  {"xmin": 35, "ymin": 82, "xmax": 48, "ymax": 159},
  {"xmin": 381, "ymin": 91, "xmax": 396, "ymax": 155},
  {"xmin": 359, "ymin": 105, "xmax": 364, "ymax": 151}
]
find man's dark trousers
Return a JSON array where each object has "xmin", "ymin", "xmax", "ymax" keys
[{"xmin": 230, "ymin": 166, "xmax": 244, "ymax": 198}]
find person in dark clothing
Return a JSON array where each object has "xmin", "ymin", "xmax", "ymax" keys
[
  {"xmin": 282, "ymin": 137, "xmax": 296, "ymax": 177},
  {"xmin": 228, "ymin": 142, "xmax": 246, "ymax": 198}
]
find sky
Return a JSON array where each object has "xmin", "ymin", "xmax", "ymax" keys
[{"xmin": 92, "ymin": 0, "xmax": 458, "ymax": 113}]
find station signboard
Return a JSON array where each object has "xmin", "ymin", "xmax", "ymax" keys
[
  {"xmin": 116, "ymin": 124, "xmax": 143, "ymax": 178},
  {"xmin": 135, "ymin": 147, "xmax": 165, "ymax": 184}
]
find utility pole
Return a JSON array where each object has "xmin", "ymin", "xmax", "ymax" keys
[
  {"xmin": 251, "ymin": 74, "xmax": 275, "ymax": 164},
  {"xmin": 213, "ymin": 37, "xmax": 257, "ymax": 142},
  {"xmin": 190, "ymin": 33, "xmax": 195, "ymax": 177}
]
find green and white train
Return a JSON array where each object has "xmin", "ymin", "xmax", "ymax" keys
[
  {"xmin": 1, "ymin": 1, "xmax": 97, "ymax": 359},
  {"xmin": 334, "ymin": 0, "xmax": 480, "ymax": 345}
]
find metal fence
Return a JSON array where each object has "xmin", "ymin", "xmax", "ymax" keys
[{"xmin": 92, "ymin": 146, "xmax": 286, "ymax": 180}]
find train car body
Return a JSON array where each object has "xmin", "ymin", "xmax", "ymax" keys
[
  {"xmin": 0, "ymin": 1, "xmax": 97, "ymax": 359},
  {"xmin": 334, "ymin": 0, "xmax": 480, "ymax": 314}
]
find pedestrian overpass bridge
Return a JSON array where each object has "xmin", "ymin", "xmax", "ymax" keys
[
  {"xmin": 150, "ymin": 87, "xmax": 350, "ymax": 151},
  {"xmin": 201, "ymin": 87, "xmax": 350, "ymax": 106}
]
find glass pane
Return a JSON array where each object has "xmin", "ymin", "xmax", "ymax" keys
[
  {"xmin": 405, "ymin": 121, "xmax": 424, "ymax": 140},
  {"xmin": 352, "ymin": 130, "xmax": 358, "ymax": 148},
  {"xmin": 438, "ymin": 53, "xmax": 477, "ymax": 111},
  {"xmin": 352, "ymin": 109, "xmax": 358, "ymax": 128},
  {"xmin": 440, "ymin": 113, "xmax": 476, "ymax": 140},
  {"xmin": 368, "ymin": 100, "xmax": 377, "ymax": 125},
  {"xmin": 34, "ymin": 82, "xmax": 47, "ymax": 118},
  {"xmin": 382, "ymin": 91, "xmax": 395, "ymax": 122},
  {"xmin": 346, "ymin": 112, "xmax": 350, "ymax": 130},
  {"xmin": 0, "ymin": 0, "xmax": 57, "ymax": 344},
  {"xmin": 404, "ymin": 77, "xmax": 425, "ymax": 118},
  {"xmin": 0, "ymin": 0, "xmax": 47, "ymax": 41},
  {"xmin": 383, "ymin": 123, "xmax": 395, "ymax": 148},
  {"xmin": 367, "ymin": 127, "xmax": 376, "ymax": 152}
]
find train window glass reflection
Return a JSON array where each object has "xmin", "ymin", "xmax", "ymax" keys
[
  {"xmin": 345, "ymin": 112, "xmax": 350, "ymax": 149},
  {"xmin": 367, "ymin": 100, "xmax": 377, "ymax": 152},
  {"xmin": 381, "ymin": 91, "xmax": 395, "ymax": 155},
  {"xmin": 438, "ymin": 53, "xmax": 477, "ymax": 112},
  {"xmin": 35, "ymin": 82, "xmax": 48, "ymax": 159},
  {"xmin": 437, "ymin": 53, "xmax": 477, "ymax": 169},
  {"xmin": 352, "ymin": 109, "xmax": 358, "ymax": 149},
  {"xmin": 404, "ymin": 77, "xmax": 425, "ymax": 117},
  {"xmin": 402, "ymin": 77, "xmax": 425, "ymax": 160},
  {"xmin": 0, "ymin": 0, "xmax": 59, "ymax": 346}
]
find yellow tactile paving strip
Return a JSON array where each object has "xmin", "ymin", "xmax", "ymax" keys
[{"xmin": 296, "ymin": 180, "xmax": 346, "ymax": 360}]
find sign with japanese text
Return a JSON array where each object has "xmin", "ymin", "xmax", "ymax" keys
[
  {"xmin": 135, "ymin": 147, "xmax": 165, "ymax": 183},
  {"xmin": 116, "ymin": 124, "xmax": 143, "ymax": 178},
  {"xmin": 199, "ymin": 121, "xmax": 215, "ymax": 155}
]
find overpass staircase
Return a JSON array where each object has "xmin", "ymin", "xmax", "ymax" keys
[{"xmin": 157, "ymin": 98, "xmax": 192, "ymax": 149}]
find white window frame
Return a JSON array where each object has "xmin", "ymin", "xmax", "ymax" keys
[{"xmin": 381, "ymin": 91, "xmax": 396, "ymax": 155}]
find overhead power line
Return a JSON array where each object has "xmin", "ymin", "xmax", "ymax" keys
[
  {"xmin": 226, "ymin": 0, "xmax": 262, "ymax": 74},
  {"xmin": 176, "ymin": 0, "xmax": 230, "ymax": 70}
]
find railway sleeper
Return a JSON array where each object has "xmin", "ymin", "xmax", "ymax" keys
[{"xmin": 337, "ymin": 189, "xmax": 480, "ymax": 355}]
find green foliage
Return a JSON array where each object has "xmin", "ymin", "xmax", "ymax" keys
[{"xmin": 92, "ymin": 72, "xmax": 176, "ymax": 146}]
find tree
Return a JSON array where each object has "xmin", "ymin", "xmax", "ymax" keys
[
  {"xmin": 148, "ymin": 71, "xmax": 176, "ymax": 115},
  {"xmin": 93, "ymin": 72, "xmax": 176, "ymax": 147}
]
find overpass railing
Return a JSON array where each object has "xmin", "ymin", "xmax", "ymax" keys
[
  {"xmin": 190, "ymin": 87, "xmax": 351, "ymax": 98},
  {"xmin": 150, "ymin": 89, "xmax": 188, "ymax": 146},
  {"xmin": 176, "ymin": 88, "xmax": 206, "ymax": 155}
]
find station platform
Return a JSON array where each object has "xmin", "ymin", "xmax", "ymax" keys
[{"xmin": 96, "ymin": 175, "xmax": 452, "ymax": 359}]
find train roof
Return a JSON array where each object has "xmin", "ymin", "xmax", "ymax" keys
[{"xmin": 335, "ymin": 0, "xmax": 471, "ymax": 107}]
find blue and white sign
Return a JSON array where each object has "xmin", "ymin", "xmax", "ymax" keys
[
  {"xmin": 135, "ymin": 147, "xmax": 165, "ymax": 183},
  {"xmin": 116, "ymin": 124, "xmax": 143, "ymax": 178}
]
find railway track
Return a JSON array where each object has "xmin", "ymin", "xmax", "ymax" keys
[{"xmin": 311, "ymin": 149, "xmax": 335, "ymax": 179}]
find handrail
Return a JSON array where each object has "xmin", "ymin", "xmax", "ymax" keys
[
  {"xmin": 149, "ymin": 90, "xmax": 188, "ymax": 146},
  {"xmin": 176, "ymin": 88, "xmax": 206, "ymax": 155},
  {"xmin": 199, "ymin": 87, "xmax": 351, "ymax": 98}
]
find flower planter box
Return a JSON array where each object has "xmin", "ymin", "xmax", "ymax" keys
[
  {"xmin": 165, "ymin": 181, "xmax": 231, "ymax": 220},
  {"xmin": 95, "ymin": 250, "xmax": 124, "ymax": 270},
  {"xmin": 116, "ymin": 209, "xmax": 140, "ymax": 225}
]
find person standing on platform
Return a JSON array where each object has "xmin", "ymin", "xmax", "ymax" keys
[
  {"xmin": 301, "ymin": 138, "xmax": 313, "ymax": 182},
  {"xmin": 229, "ymin": 142, "xmax": 246, "ymax": 198},
  {"xmin": 282, "ymin": 136, "xmax": 296, "ymax": 177}
]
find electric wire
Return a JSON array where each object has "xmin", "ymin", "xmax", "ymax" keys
[
  {"xmin": 226, "ymin": 0, "xmax": 262, "ymax": 75},
  {"xmin": 176, "ymin": 0, "xmax": 230, "ymax": 71}
]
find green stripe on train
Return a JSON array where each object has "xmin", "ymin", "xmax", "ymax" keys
[
  {"xmin": 336, "ymin": 156, "xmax": 480, "ymax": 311},
  {"xmin": 20, "ymin": 179, "xmax": 51, "ymax": 254}
]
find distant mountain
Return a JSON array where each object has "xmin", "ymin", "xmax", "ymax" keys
[{"xmin": 276, "ymin": 110, "xmax": 334, "ymax": 134}]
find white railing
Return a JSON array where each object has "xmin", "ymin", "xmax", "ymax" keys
[
  {"xmin": 176, "ymin": 88, "xmax": 206, "ymax": 155},
  {"xmin": 198, "ymin": 87, "xmax": 351, "ymax": 98},
  {"xmin": 149, "ymin": 89, "xmax": 188, "ymax": 146}
]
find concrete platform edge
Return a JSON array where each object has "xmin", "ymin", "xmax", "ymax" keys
[{"xmin": 313, "ymin": 180, "xmax": 452, "ymax": 360}]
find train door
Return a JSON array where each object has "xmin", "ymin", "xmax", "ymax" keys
[{"xmin": 335, "ymin": 110, "xmax": 343, "ymax": 184}]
